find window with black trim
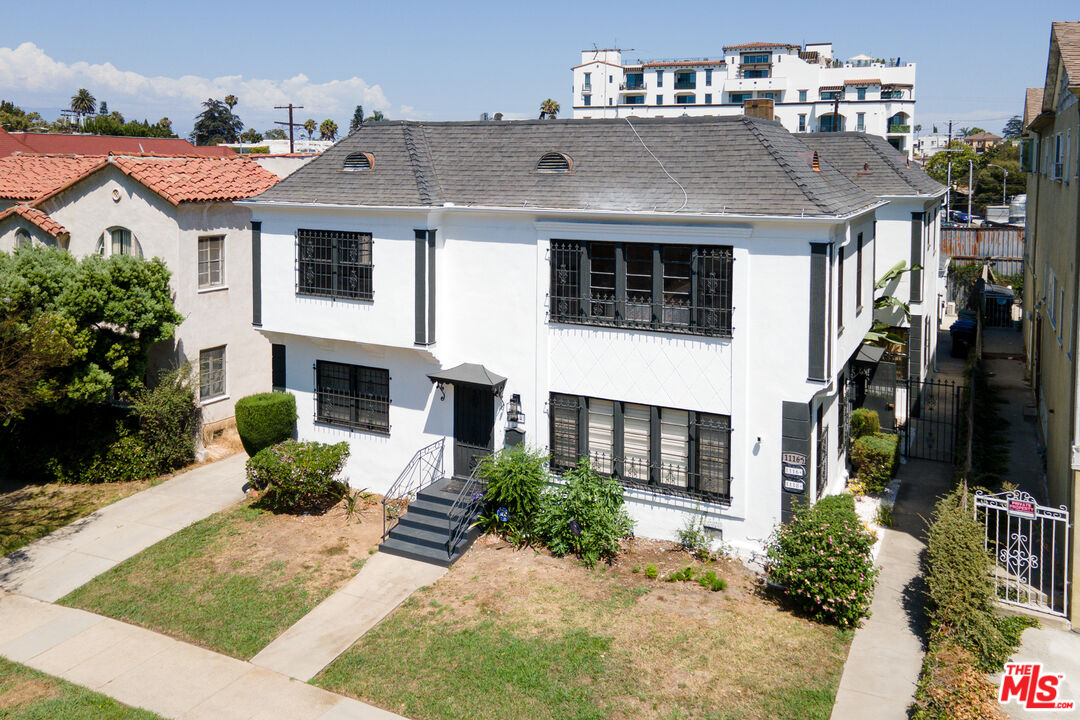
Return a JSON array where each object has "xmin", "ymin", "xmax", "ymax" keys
[
  {"xmin": 856, "ymin": 233, "xmax": 864, "ymax": 312},
  {"xmin": 837, "ymin": 243, "xmax": 845, "ymax": 331},
  {"xmin": 550, "ymin": 240, "xmax": 733, "ymax": 337},
  {"xmin": 315, "ymin": 360, "xmax": 389, "ymax": 433},
  {"xmin": 548, "ymin": 392, "xmax": 732, "ymax": 503},
  {"xmin": 297, "ymin": 229, "xmax": 373, "ymax": 301}
]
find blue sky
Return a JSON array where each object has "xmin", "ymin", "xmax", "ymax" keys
[{"xmin": 0, "ymin": 0, "xmax": 1077, "ymax": 137}]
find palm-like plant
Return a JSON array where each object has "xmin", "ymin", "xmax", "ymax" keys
[
  {"xmin": 224, "ymin": 94, "xmax": 238, "ymax": 110},
  {"xmin": 539, "ymin": 98, "xmax": 560, "ymax": 119},
  {"xmin": 865, "ymin": 260, "xmax": 922, "ymax": 345},
  {"xmin": 319, "ymin": 119, "xmax": 338, "ymax": 141},
  {"xmin": 303, "ymin": 118, "xmax": 316, "ymax": 139},
  {"xmin": 70, "ymin": 88, "xmax": 96, "ymax": 119}
]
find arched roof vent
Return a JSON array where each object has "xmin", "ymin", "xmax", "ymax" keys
[
  {"xmin": 344, "ymin": 152, "xmax": 373, "ymax": 171},
  {"xmin": 535, "ymin": 151, "xmax": 572, "ymax": 173}
]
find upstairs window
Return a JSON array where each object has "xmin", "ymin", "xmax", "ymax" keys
[
  {"xmin": 96, "ymin": 227, "xmax": 143, "ymax": 258},
  {"xmin": 741, "ymin": 53, "xmax": 770, "ymax": 64},
  {"xmin": 198, "ymin": 236, "xmax": 225, "ymax": 289},
  {"xmin": 798, "ymin": 90, "xmax": 807, "ymax": 102},
  {"xmin": 14, "ymin": 228, "xmax": 30, "ymax": 248},
  {"xmin": 297, "ymin": 228, "xmax": 373, "ymax": 301},
  {"xmin": 550, "ymin": 240, "xmax": 733, "ymax": 337}
]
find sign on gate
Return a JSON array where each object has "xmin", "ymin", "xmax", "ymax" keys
[{"xmin": 974, "ymin": 489, "xmax": 1071, "ymax": 619}]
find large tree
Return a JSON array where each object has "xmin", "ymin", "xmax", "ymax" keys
[
  {"xmin": 1002, "ymin": 115, "xmax": 1024, "ymax": 140},
  {"xmin": 539, "ymin": 98, "xmax": 560, "ymax": 119},
  {"xmin": 319, "ymin": 118, "xmax": 338, "ymax": 141},
  {"xmin": 0, "ymin": 100, "xmax": 47, "ymax": 132},
  {"xmin": 370, "ymin": 110, "xmax": 386, "ymax": 122},
  {"xmin": 0, "ymin": 248, "xmax": 183, "ymax": 414},
  {"xmin": 191, "ymin": 98, "xmax": 243, "ymax": 145},
  {"xmin": 303, "ymin": 118, "xmax": 316, "ymax": 139},
  {"xmin": 240, "ymin": 128, "xmax": 264, "ymax": 143},
  {"xmin": 349, "ymin": 105, "xmax": 364, "ymax": 132},
  {"xmin": 264, "ymin": 128, "xmax": 287, "ymax": 140},
  {"xmin": 70, "ymin": 88, "xmax": 96, "ymax": 119}
]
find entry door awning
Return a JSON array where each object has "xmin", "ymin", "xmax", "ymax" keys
[
  {"xmin": 854, "ymin": 343, "xmax": 885, "ymax": 365},
  {"xmin": 427, "ymin": 363, "xmax": 507, "ymax": 394}
]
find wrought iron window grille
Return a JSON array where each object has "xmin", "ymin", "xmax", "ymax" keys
[{"xmin": 296, "ymin": 228, "xmax": 374, "ymax": 301}]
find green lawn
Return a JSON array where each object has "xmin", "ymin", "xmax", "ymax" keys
[
  {"xmin": 0, "ymin": 658, "xmax": 162, "ymax": 719},
  {"xmin": 0, "ymin": 480, "xmax": 157, "ymax": 557},
  {"xmin": 59, "ymin": 502, "xmax": 379, "ymax": 660},
  {"xmin": 314, "ymin": 545, "xmax": 852, "ymax": 720}
]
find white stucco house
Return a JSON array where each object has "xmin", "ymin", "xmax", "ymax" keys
[
  {"xmin": 244, "ymin": 116, "xmax": 888, "ymax": 562},
  {"xmin": 0, "ymin": 153, "xmax": 281, "ymax": 432}
]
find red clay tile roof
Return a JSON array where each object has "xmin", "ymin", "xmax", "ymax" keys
[
  {"xmin": 0, "ymin": 154, "xmax": 108, "ymax": 200},
  {"xmin": 0, "ymin": 204, "xmax": 69, "ymax": 237},
  {"xmin": 844, "ymin": 78, "xmax": 881, "ymax": 85},
  {"xmin": 0, "ymin": 132, "xmax": 233, "ymax": 158},
  {"xmin": 641, "ymin": 60, "xmax": 726, "ymax": 68},
  {"xmin": 722, "ymin": 42, "xmax": 799, "ymax": 51},
  {"xmin": 0, "ymin": 128, "xmax": 30, "ymax": 157},
  {"xmin": 110, "ymin": 155, "xmax": 280, "ymax": 204}
]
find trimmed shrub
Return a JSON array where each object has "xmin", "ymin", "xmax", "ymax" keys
[
  {"xmin": 850, "ymin": 408, "xmax": 880, "ymax": 440},
  {"xmin": 474, "ymin": 446, "xmax": 548, "ymax": 543},
  {"xmin": 535, "ymin": 458, "xmax": 634, "ymax": 567},
  {"xmin": 912, "ymin": 638, "xmax": 1007, "ymax": 720},
  {"xmin": 131, "ymin": 365, "xmax": 199, "ymax": 473},
  {"xmin": 765, "ymin": 493, "xmax": 878, "ymax": 628},
  {"xmin": 235, "ymin": 392, "xmax": 296, "ymax": 457},
  {"xmin": 850, "ymin": 432, "xmax": 899, "ymax": 495},
  {"xmin": 246, "ymin": 440, "xmax": 349, "ymax": 513}
]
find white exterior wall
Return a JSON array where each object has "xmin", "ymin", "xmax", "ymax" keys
[
  {"xmin": 0, "ymin": 167, "xmax": 270, "ymax": 424},
  {"xmin": 254, "ymin": 205, "xmax": 876, "ymax": 554},
  {"xmin": 573, "ymin": 48, "xmax": 916, "ymax": 156}
]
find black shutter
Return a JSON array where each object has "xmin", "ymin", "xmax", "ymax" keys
[{"xmin": 271, "ymin": 344, "xmax": 286, "ymax": 391}]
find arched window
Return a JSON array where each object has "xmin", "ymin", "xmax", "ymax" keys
[
  {"xmin": 96, "ymin": 227, "xmax": 143, "ymax": 258},
  {"xmin": 14, "ymin": 228, "xmax": 30, "ymax": 249}
]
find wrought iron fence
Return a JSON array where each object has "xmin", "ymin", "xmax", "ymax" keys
[{"xmin": 382, "ymin": 439, "xmax": 445, "ymax": 540}]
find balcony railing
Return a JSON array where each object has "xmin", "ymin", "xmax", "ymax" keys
[
  {"xmin": 888, "ymin": 124, "xmax": 911, "ymax": 133},
  {"xmin": 881, "ymin": 91, "xmax": 904, "ymax": 100},
  {"xmin": 619, "ymin": 82, "xmax": 645, "ymax": 91},
  {"xmin": 674, "ymin": 80, "xmax": 697, "ymax": 90}
]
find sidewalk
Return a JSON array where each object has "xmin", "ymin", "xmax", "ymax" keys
[
  {"xmin": 830, "ymin": 458, "xmax": 955, "ymax": 720},
  {"xmin": 252, "ymin": 552, "xmax": 446, "ymax": 681},
  {"xmin": 0, "ymin": 591, "xmax": 403, "ymax": 720},
  {"xmin": 0, "ymin": 453, "xmax": 247, "ymax": 601}
]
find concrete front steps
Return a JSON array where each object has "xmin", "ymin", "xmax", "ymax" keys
[{"xmin": 378, "ymin": 477, "xmax": 482, "ymax": 567}]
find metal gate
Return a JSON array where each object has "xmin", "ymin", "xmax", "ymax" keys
[
  {"xmin": 903, "ymin": 378, "xmax": 962, "ymax": 463},
  {"xmin": 974, "ymin": 489, "xmax": 1070, "ymax": 618}
]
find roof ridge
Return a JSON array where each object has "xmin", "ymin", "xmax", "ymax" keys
[
  {"xmin": 740, "ymin": 116, "xmax": 832, "ymax": 214},
  {"xmin": 402, "ymin": 123, "xmax": 433, "ymax": 205}
]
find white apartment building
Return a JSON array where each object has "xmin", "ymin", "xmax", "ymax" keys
[
  {"xmin": 572, "ymin": 42, "xmax": 916, "ymax": 157},
  {"xmin": 246, "ymin": 116, "xmax": 887, "ymax": 562}
]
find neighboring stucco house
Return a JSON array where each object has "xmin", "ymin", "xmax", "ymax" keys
[
  {"xmin": 962, "ymin": 131, "xmax": 1004, "ymax": 154},
  {"xmin": 244, "ymin": 116, "xmax": 882, "ymax": 559},
  {"xmin": 0, "ymin": 127, "xmax": 234, "ymax": 158},
  {"xmin": 1021, "ymin": 21, "xmax": 1080, "ymax": 618},
  {"xmin": 0, "ymin": 153, "xmax": 280, "ymax": 431},
  {"xmin": 802, "ymin": 133, "xmax": 946, "ymax": 383}
]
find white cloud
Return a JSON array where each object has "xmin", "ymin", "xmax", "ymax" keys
[{"xmin": 0, "ymin": 42, "xmax": 391, "ymax": 130}]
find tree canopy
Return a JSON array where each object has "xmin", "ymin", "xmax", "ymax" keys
[
  {"xmin": 240, "ymin": 128, "xmax": 264, "ymax": 143},
  {"xmin": 191, "ymin": 97, "xmax": 243, "ymax": 145},
  {"xmin": 264, "ymin": 128, "xmax": 287, "ymax": 140},
  {"xmin": 78, "ymin": 112, "xmax": 177, "ymax": 138},
  {"xmin": 1002, "ymin": 115, "xmax": 1024, "ymax": 140},
  {"xmin": 70, "ymin": 88, "xmax": 96, "ymax": 117},
  {"xmin": 319, "ymin": 119, "xmax": 338, "ymax": 141},
  {"xmin": 350, "ymin": 105, "xmax": 364, "ymax": 132},
  {"xmin": 925, "ymin": 141, "xmax": 1025, "ymax": 216},
  {"xmin": 0, "ymin": 100, "xmax": 47, "ymax": 132},
  {"xmin": 540, "ymin": 99, "xmax": 560, "ymax": 119},
  {"xmin": 0, "ymin": 248, "xmax": 183, "ymax": 420}
]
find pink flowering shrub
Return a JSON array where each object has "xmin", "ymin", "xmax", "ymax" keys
[{"xmin": 765, "ymin": 494, "xmax": 878, "ymax": 628}]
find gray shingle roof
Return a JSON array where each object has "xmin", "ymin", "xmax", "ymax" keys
[
  {"xmin": 253, "ymin": 116, "xmax": 880, "ymax": 218},
  {"xmin": 799, "ymin": 133, "xmax": 944, "ymax": 197}
]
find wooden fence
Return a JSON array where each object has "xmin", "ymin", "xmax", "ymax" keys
[{"xmin": 942, "ymin": 226, "xmax": 1024, "ymax": 276}]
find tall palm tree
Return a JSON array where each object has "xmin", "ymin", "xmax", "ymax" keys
[
  {"xmin": 303, "ymin": 118, "xmax": 316, "ymax": 139},
  {"xmin": 70, "ymin": 88, "xmax": 96, "ymax": 122},
  {"xmin": 539, "ymin": 98, "xmax": 560, "ymax": 120},
  {"xmin": 224, "ymin": 94, "xmax": 238, "ymax": 110},
  {"xmin": 319, "ymin": 119, "xmax": 338, "ymax": 141}
]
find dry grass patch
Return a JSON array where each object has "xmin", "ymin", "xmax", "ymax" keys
[
  {"xmin": 315, "ymin": 536, "xmax": 852, "ymax": 720},
  {"xmin": 60, "ymin": 496, "xmax": 384, "ymax": 659},
  {"xmin": 0, "ymin": 480, "xmax": 153, "ymax": 557},
  {"xmin": 0, "ymin": 657, "xmax": 162, "ymax": 719}
]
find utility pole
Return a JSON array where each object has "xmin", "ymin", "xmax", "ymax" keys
[
  {"xmin": 968, "ymin": 160, "xmax": 973, "ymax": 224},
  {"xmin": 946, "ymin": 121, "xmax": 953, "ymax": 219},
  {"xmin": 274, "ymin": 104, "xmax": 305, "ymax": 154}
]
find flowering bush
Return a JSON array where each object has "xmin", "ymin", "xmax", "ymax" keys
[
  {"xmin": 246, "ymin": 440, "xmax": 349, "ymax": 513},
  {"xmin": 765, "ymin": 493, "xmax": 878, "ymax": 628}
]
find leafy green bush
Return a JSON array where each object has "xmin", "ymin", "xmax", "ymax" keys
[
  {"xmin": 535, "ymin": 458, "xmax": 634, "ymax": 567},
  {"xmin": 235, "ymin": 392, "xmax": 296, "ymax": 456},
  {"xmin": 850, "ymin": 432, "xmax": 899, "ymax": 495},
  {"xmin": 50, "ymin": 431, "xmax": 157, "ymax": 484},
  {"xmin": 924, "ymin": 489, "xmax": 1037, "ymax": 672},
  {"xmin": 246, "ymin": 440, "xmax": 349, "ymax": 513},
  {"xmin": 677, "ymin": 512, "xmax": 714, "ymax": 561},
  {"xmin": 131, "ymin": 365, "xmax": 199, "ymax": 473},
  {"xmin": 474, "ymin": 446, "xmax": 548, "ymax": 542},
  {"xmin": 765, "ymin": 493, "xmax": 878, "ymax": 628},
  {"xmin": 850, "ymin": 408, "xmax": 880, "ymax": 440},
  {"xmin": 644, "ymin": 563, "xmax": 658, "ymax": 579}
]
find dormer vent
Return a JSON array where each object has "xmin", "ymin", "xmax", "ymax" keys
[
  {"xmin": 536, "ymin": 152, "xmax": 572, "ymax": 172},
  {"xmin": 811, "ymin": 151, "xmax": 821, "ymax": 172},
  {"xmin": 344, "ymin": 152, "xmax": 374, "ymax": 171}
]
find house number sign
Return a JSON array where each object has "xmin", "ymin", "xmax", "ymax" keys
[{"xmin": 781, "ymin": 452, "xmax": 807, "ymax": 494}]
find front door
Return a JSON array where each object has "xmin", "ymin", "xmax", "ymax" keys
[{"xmin": 453, "ymin": 384, "xmax": 494, "ymax": 477}]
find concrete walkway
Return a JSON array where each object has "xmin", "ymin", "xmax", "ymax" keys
[
  {"xmin": 252, "ymin": 552, "xmax": 447, "ymax": 681},
  {"xmin": 0, "ymin": 591, "xmax": 404, "ymax": 720},
  {"xmin": 830, "ymin": 458, "xmax": 955, "ymax": 720},
  {"xmin": 0, "ymin": 453, "xmax": 247, "ymax": 601}
]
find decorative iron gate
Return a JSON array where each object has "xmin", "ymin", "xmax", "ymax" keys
[
  {"xmin": 974, "ymin": 489, "xmax": 1070, "ymax": 618},
  {"xmin": 902, "ymin": 378, "xmax": 962, "ymax": 463}
]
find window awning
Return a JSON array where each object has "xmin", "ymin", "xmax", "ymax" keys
[{"xmin": 427, "ymin": 363, "xmax": 507, "ymax": 393}]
